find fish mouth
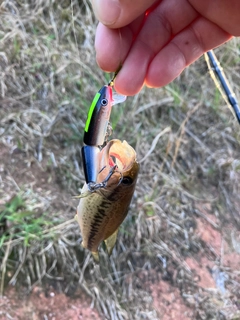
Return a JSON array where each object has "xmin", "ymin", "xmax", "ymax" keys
[{"xmin": 97, "ymin": 139, "xmax": 138, "ymax": 182}]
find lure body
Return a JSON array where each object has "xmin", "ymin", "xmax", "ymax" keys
[
  {"xmin": 82, "ymin": 85, "xmax": 113, "ymax": 184},
  {"xmin": 84, "ymin": 85, "xmax": 113, "ymax": 147},
  {"xmin": 76, "ymin": 139, "xmax": 139, "ymax": 261},
  {"xmin": 82, "ymin": 85, "xmax": 126, "ymax": 185}
]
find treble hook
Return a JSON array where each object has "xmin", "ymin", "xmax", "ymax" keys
[{"xmin": 87, "ymin": 165, "xmax": 118, "ymax": 192}]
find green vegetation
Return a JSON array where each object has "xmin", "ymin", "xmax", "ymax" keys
[{"xmin": 1, "ymin": 194, "xmax": 51, "ymax": 246}]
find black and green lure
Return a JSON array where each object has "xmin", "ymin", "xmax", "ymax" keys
[{"xmin": 82, "ymin": 80, "xmax": 126, "ymax": 189}]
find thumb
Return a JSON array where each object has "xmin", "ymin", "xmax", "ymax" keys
[{"xmin": 91, "ymin": 0, "xmax": 157, "ymax": 28}]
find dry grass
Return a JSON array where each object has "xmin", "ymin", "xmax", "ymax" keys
[{"xmin": 0, "ymin": 1, "xmax": 240, "ymax": 319}]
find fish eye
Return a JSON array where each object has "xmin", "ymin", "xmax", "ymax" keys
[
  {"xmin": 121, "ymin": 176, "xmax": 133, "ymax": 185},
  {"xmin": 101, "ymin": 98, "xmax": 108, "ymax": 106}
]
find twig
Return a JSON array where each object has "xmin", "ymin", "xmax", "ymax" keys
[
  {"xmin": 171, "ymin": 102, "xmax": 201, "ymax": 169},
  {"xmin": 139, "ymin": 127, "xmax": 171, "ymax": 163},
  {"xmin": 0, "ymin": 235, "xmax": 12, "ymax": 296},
  {"xmin": 194, "ymin": 208, "xmax": 220, "ymax": 229}
]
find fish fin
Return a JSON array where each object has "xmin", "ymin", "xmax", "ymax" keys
[
  {"xmin": 73, "ymin": 181, "xmax": 94, "ymax": 199},
  {"xmin": 74, "ymin": 213, "xmax": 78, "ymax": 221},
  {"xmin": 104, "ymin": 229, "xmax": 119, "ymax": 256},
  {"xmin": 72, "ymin": 189, "xmax": 93, "ymax": 199},
  {"xmin": 91, "ymin": 251, "xmax": 100, "ymax": 262},
  {"xmin": 80, "ymin": 241, "xmax": 100, "ymax": 262}
]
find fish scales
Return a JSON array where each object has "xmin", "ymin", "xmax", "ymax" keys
[{"xmin": 76, "ymin": 139, "xmax": 139, "ymax": 259}]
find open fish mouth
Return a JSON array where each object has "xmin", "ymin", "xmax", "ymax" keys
[{"xmin": 97, "ymin": 139, "xmax": 138, "ymax": 185}]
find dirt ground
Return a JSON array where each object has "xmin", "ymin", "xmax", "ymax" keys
[
  {"xmin": 1, "ymin": 209, "xmax": 240, "ymax": 320},
  {"xmin": 0, "ymin": 286, "xmax": 101, "ymax": 320},
  {"xmin": 1, "ymin": 138, "xmax": 240, "ymax": 319}
]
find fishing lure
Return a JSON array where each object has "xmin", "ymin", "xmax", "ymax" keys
[
  {"xmin": 82, "ymin": 80, "xmax": 126, "ymax": 189},
  {"xmin": 76, "ymin": 139, "xmax": 139, "ymax": 261},
  {"xmin": 205, "ymin": 50, "xmax": 240, "ymax": 124}
]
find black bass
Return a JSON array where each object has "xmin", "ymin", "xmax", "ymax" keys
[{"xmin": 76, "ymin": 139, "xmax": 139, "ymax": 261}]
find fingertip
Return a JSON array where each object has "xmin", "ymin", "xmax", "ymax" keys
[
  {"xmin": 91, "ymin": 0, "xmax": 121, "ymax": 26},
  {"xmin": 112, "ymin": 42, "xmax": 151, "ymax": 95},
  {"xmin": 95, "ymin": 23, "xmax": 122, "ymax": 72},
  {"xmin": 95, "ymin": 53, "xmax": 119, "ymax": 73},
  {"xmin": 114, "ymin": 75, "xmax": 144, "ymax": 96}
]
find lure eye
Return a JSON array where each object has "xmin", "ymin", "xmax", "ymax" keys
[
  {"xmin": 121, "ymin": 176, "xmax": 133, "ymax": 185},
  {"xmin": 101, "ymin": 98, "xmax": 108, "ymax": 106}
]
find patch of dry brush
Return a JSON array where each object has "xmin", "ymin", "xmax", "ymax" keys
[{"xmin": 0, "ymin": 1, "xmax": 240, "ymax": 319}]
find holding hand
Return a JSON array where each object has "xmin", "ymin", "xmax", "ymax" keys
[{"xmin": 91, "ymin": 0, "xmax": 240, "ymax": 95}]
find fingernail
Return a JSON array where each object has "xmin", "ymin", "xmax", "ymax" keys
[{"xmin": 91, "ymin": 0, "xmax": 120, "ymax": 26}]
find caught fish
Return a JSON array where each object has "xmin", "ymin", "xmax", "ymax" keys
[{"xmin": 76, "ymin": 139, "xmax": 139, "ymax": 261}]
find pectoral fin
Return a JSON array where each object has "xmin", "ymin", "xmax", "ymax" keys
[
  {"xmin": 80, "ymin": 239, "xmax": 100, "ymax": 262},
  {"xmin": 91, "ymin": 251, "xmax": 100, "ymax": 262},
  {"xmin": 104, "ymin": 228, "xmax": 119, "ymax": 256}
]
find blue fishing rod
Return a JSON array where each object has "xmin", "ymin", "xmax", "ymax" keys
[{"xmin": 205, "ymin": 50, "xmax": 240, "ymax": 124}]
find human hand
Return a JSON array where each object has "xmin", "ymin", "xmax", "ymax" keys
[{"xmin": 91, "ymin": 0, "xmax": 240, "ymax": 96}]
